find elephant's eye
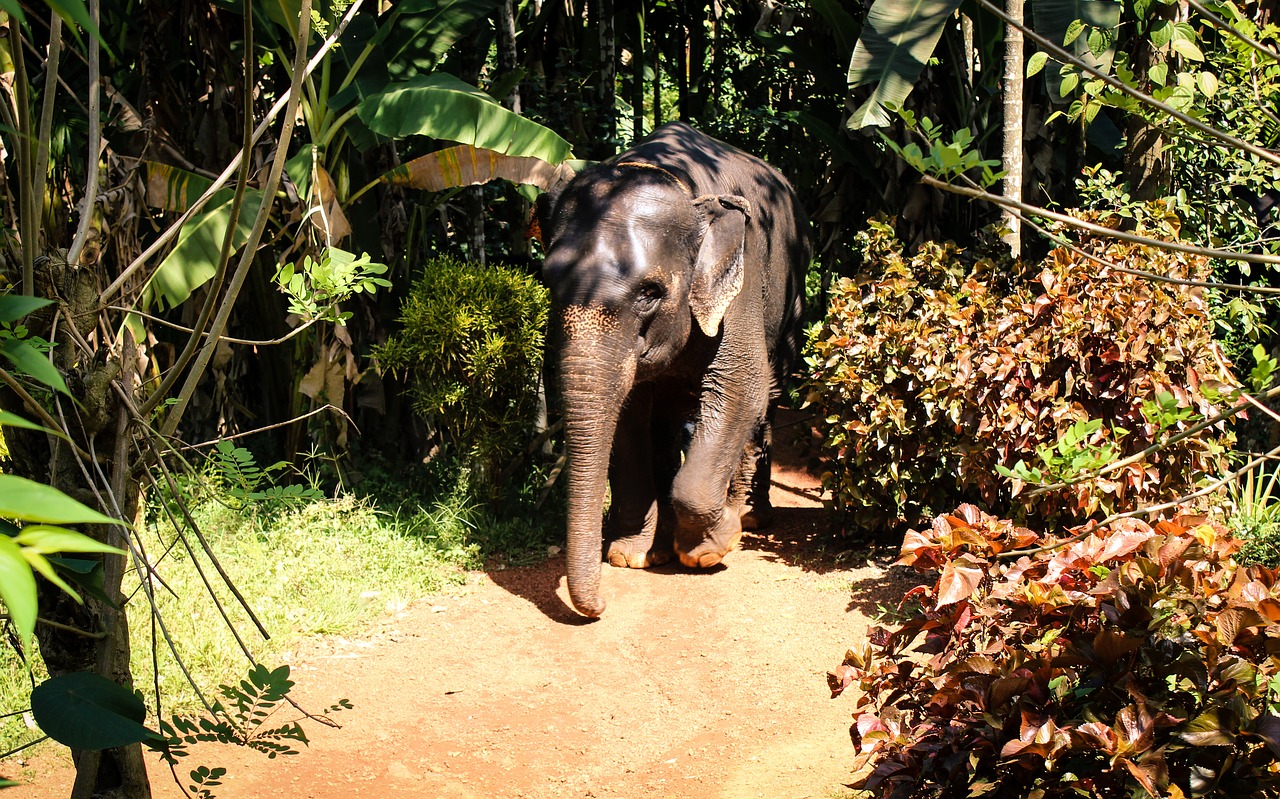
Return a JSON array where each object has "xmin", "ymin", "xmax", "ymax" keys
[{"xmin": 635, "ymin": 282, "xmax": 665, "ymax": 313}]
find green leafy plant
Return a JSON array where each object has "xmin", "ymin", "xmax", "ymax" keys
[
  {"xmin": 885, "ymin": 112, "xmax": 1005, "ymax": 188},
  {"xmin": 1228, "ymin": 463, "xmax": 1280, "ymax": 566},
  {"xmin": 209, "ymin": 441, "xmax": 323, "ymax": 509},
  {"xmin": 375, "ymin": 257, "xmax": 549, "ymax": 491},
  {"xmin": 274, "ymin": 247, "xmax": 392, "ymax": 326},
  {"xmin": 804, "ymin": 216, "xmax": 1236, "ymax": 533},
  {"xmin": 831, "ymin": 505, "xmax": 1280, "ymax": 797}
]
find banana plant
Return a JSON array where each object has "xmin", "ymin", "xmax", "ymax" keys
[{"xmin": 138, "ymin": 0, "xmax": 574, "ymax": 319}]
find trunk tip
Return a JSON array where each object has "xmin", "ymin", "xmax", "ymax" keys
[{"xmin": 571, "ymin": 593, "xmax": 607, "ymax": 618}]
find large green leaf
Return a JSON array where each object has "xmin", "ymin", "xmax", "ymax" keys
[
  {"xmin": 381, "ymin": 0, "xmax": 503, "ymax": 81},
  {"xmin": 0, "ymin": 536, "xmax": 37, "ymax": 653},
  {"xmin": 139, "ymin": 187, "xmax": 265, "ymax": 312},
  {"xmin": 31, "ymin": 672, "xmax": 156, "ymax": 750},
  {"xmin": 0, "ymin": 475, "xmax": 120, "ymax": 525},
  {"xmin": 15, "ymin": 525, "xmax": 125, "ymax": 556},
  {"xmin": 0, "ymin": 410, "xmax": 71, "ymax": 443},
  {"xmin": 0, "ymin": 339, "xmax": 68, "ymax": 395},
  {"xmin": 0, "ymin": 295, "xmax": 52, "ymax": 323},
  {"xmin": 846, "ymin": 0, "xmax": 964, "ymax": 129},
  {"xmin": 357, "ymin": 73, "xmax": 574, "ymax": 163},
  {"xmin": 1033, "ymin": 0, "xmax": 1123, "ymax": 102}
]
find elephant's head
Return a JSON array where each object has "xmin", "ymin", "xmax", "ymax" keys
[{"xmin": 540, "ymin": 163, "xmax": 752, "ymax": 617}]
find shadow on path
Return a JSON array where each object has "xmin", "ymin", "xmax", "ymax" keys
[{"xmin": 483, "ymin": 558, "xmax": 595, "ymax": 626}]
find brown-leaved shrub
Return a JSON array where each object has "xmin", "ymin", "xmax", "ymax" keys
[
  {"xmin": 804, "ymin": 216, "xmax": 1236, "ymax": 534},
  {"xmin": 831, "ymin": 506, "xmax": 1280, "ymax": 797}
]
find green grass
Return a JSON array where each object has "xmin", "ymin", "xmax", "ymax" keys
[
  {"xmin": 0, "ymin": 452, "xmax": 564, "ymax": 759},
  {"xmin": 128, "ymin": 490, "xmax": 481, "ymax": 716}
]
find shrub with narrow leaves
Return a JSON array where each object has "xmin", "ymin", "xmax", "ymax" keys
[
  {"xmin": 804, "ymin": 216, "xmax": 1236, "ymax": 533},
  {"xmin": 830, "ymin": 506, "xmax": 1280, "ymax": 798},
  {"xmin": 375, "ymin": 257, "xmax": 549, "ymax": 485}
]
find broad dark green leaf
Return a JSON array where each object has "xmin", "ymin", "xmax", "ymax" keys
[
  {"xmin": 48, "ymin": 556, "xmax": 114, "ymax": 608},
  {"xmin": 380, "ymin": 0, "xmax": 503, "ymax": 81},
  {"xmin": 0, "ymin": 295, "xmax": 51, "ymax": 323},
  {"xmin": 357, "ymin": 73, "xmax": 573, "ymax": 163},
  {"xmin": 31, "ymin": 672, "xmax": 157, "ymax": 750},
  {"xmin": 0, "ymin": 339, "xmax": 68, "ymax": 395},
  {"xmin": 811, "ymin": 0, "xmax": 861, "ymax": 62},
  {"xmin": 1033, "ymin": 0, "xmax": 1122, "ymax": 102},
  {"xmin": 139, "ymin": 188, "xmax": 265, "ymax": 312},
  {"xmin": 846, "ymin": 0, "xmax": 964, "ymax": 128},
  {"xmin": 0, "ymin": 535, "xmax": 36, "ymax": 653},
  {"xmin": 0, "ymin": 475, "xmax": 119, "ymax": 525}
]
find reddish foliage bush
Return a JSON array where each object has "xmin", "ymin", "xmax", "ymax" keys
[
  {"xmin": 804, "ymin": 217, "xmax": 1236, "ymax": 533},
  {"xmin": 832, "ymin": 506, "xmax": 1280, "ymax": 798}
]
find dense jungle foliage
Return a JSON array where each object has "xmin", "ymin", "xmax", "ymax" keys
[{"xmin": 4, "ymin": 0, "xmax": 1280, "ymax": 796}]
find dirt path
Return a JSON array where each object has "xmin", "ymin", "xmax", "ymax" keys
[{"xmin": 13, "ymin": 413, "xmax": 913, "ymax": 799}]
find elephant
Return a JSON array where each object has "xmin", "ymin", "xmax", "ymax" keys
[{"xmin": 538, "ymin": 122, "xmax": 810, "ymax": 618}]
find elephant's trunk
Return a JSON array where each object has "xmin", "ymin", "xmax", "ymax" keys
[{"xmin": 558, "ymin": 309, "xmax": 635, "ymax": 618}]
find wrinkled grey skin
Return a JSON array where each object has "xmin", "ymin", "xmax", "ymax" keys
[{"xmin": 539, "ymin": 122, "xmax": 810, "ymax": 618}]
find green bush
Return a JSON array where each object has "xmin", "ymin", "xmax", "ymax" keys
[
  {"xmin": 831, "ymin": 507, "xmax": 1280, "ymax": 798},
  {"xmin": 804, "ymin": 216, "xmax": 1236, "ymax": 533},
  {"xmin": 375, "ymin": 257, "xmax": 549, "ymax": 489}
]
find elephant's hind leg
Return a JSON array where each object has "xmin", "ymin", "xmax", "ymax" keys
[{"xmin": 732, "ymin": 415, "xmax": 775, "ymax": 532}]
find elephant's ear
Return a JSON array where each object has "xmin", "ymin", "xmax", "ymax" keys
[{"xmin": 690, "ymin": 194, "xmax": 751, "ymax": 337}]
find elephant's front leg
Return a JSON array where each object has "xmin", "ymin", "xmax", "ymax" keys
[
  {"xmin": 671, "ymin": 360, "xmax": 769, "ymax": 568},
  {"xmin": 603, "ymin": 386, "xmax": 671, "ymax": 569}
]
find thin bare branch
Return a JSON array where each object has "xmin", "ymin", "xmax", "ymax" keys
[
  {"xmin": 107, "ymin": 305, "xmax": 320, "ymax": 347},
  {"xmin": 180, "ymin": 404, "xmax": 353, "ymax": 452},
  {"xmin": 920, "ymin": 174, "xmax": 1280, "ymax": 265},
  {"xmin": 0, "ymin": 366, "xmax": 93, "ymax": 460},
  {"xmin": 1186, "ymin": 0, "xmax": 1280, "ymax": 63},
  {"xmin": 66, "ymin": 0, "xmax": 101, "ymax": 268}
]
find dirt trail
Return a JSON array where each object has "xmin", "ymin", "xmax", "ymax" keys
[{"xmin": 13, "ymin": 412, "xmax": 913, "ymax": 799}]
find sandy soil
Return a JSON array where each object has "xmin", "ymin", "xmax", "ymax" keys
[{"xmin": 8, "ymin": 411, "xmax": 916, "ymax": 799}]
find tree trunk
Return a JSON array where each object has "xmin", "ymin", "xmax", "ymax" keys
[
  {"xmin": 8, "ymin": 266, "xmax": 153, "ymax": 799},
  {"xmin": 1125, "ymin": 6, "xmax": 1174, "ymax": 200},
  {"xmin": 631, "ymin": 6, "xmax": 646, "ymax": 142},
  {"xmin": 598, "ymin": 0, "xmax": 616, "ymax": 145},
  {"xmin": 498, "ymin": 0, "xmax": 522, "ymax": 114},
  {"xmin": 676, "ymin": 2, "xmax": 689, "ymax": 120},
  {"xmin": 1001, "ymin": 0, "xmax": 1024, "ymax": 258}
]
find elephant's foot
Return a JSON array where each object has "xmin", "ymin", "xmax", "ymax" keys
[
  {"xmin": 606, "ymin": 537, "xmax": 673, "ymax": 569},
  {"xmin": 675, "ymin": 509, "xmax": 743, "ymax": 568}
]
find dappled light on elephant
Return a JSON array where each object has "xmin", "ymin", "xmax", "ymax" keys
[{"xmin": 537, "ymin": 122, "xmax": 810, "ymax": 617}]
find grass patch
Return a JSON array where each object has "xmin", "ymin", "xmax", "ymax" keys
[
  {"xmin": 0, "ymin": 446, "xmax": 565, "ymax": 761},
  {"xmin": 128, "ymin": 490, "xmax": 479, "ymax": 716}
]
